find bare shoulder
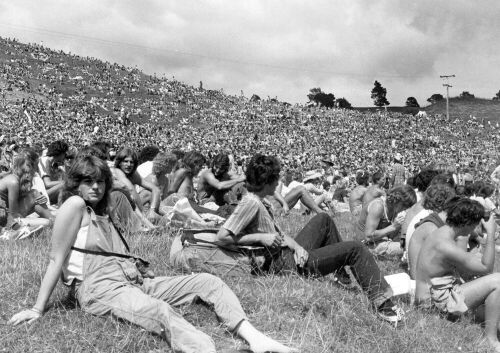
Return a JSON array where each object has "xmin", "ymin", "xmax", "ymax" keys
[{"xmin": 59, "ymin": 195, "xmax": 87, "ymax": 213}]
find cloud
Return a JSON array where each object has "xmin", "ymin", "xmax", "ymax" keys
[{"xmin": 0, "ymin": 0, "xmax": 499, "ymax": 105}]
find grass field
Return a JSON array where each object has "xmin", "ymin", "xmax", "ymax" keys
[{"xmin": 0, "ymin": 212, "xmax": 495, "ymax": 353}]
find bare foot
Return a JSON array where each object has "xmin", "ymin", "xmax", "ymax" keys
[{"xmin": 249, "ymin": 336, "xmax": 298, "ymax": 353}]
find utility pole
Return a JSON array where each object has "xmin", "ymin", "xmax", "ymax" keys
[{"xmin": 440, "ymin": 74, "xmax": 455, "ymax": 120}]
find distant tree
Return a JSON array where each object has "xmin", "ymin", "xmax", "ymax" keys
[
  {"xmin": 405, "ymin": 96, "xmax": 420, "ymax": 107},
  {"xmin": 427, "ymin": 93, "xmax": 444, "ymax": 104},
  {"xmin": 493, "ymin": 90, "xmax": 500, "ymax": 100},
  {"xmin": 307, "ymin": 87, "xmax": 335, "ymax": 108},
  {"xmin": 336, "ymin": 97, "xmax": 352, "ymax": 109},
  {"xmin": 371, "ymin": 81, "xmax": 390, "ymax": 107},
  {"xmin": 250, "ymin": 94, "xmax": 261, "ymax": 102},
  {"xmin": 459, "ymin": 91, "xmax": 475, "ymax": 99}
]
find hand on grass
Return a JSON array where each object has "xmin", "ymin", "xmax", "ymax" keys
[
  {"xmin": 294, "ymin": 246, "xmax": 309, "ymax": 268},
  {"xmin": 8, "ymin": 308, "xmax": 41, "ymax": 326}
]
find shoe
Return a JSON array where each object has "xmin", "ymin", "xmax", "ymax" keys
[
  {"xmin": 376, "ymin": 299, "xmax": 404, "ymax": 326},
  {"xmin": 333, "ymin": 267, "xmax": 353, "ymax": 288}
]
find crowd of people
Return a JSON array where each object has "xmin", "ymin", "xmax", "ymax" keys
[
  {"xmin": 1, "ymin": 36, "xmax": 500, "ymax": 181},
  {"xmin": 3, "ymin": 36, "xmax": 500, "ymax": 352}
]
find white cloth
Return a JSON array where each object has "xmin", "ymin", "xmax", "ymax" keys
[{"xmin": 137, "ymin": 161, "xmax": 153, "ymax": 179}]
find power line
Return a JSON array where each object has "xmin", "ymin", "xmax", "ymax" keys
[{"xmin": 0, "ymin": 22, "xmax": 427, "ymax": 79}]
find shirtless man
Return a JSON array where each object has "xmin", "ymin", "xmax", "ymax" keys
[
  {"xmin": 415, "ymin": 198, "xmax": 500, "ymax": 352},
  {"xmin": 167, "ymin": 151, "xmax": 206, "ymax": 201},
  {"xmin": 349, "ymin": 171, "xmax": 369, "ymax": 217},
  {"xmin": 407, "ymin": 184, "xmax": 455, "ymax": 278},
  {"xmin": 197, "ymin": 153, "xmax": 246, "ymax": 206},
  {"xmin": 139, "ymin": 152, "xmax": 177, "ymax": 207},
  {"xmin": 362, "ymin": 171, "xmax": 386, "ymax": 208}
]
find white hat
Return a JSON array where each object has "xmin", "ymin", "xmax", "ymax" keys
[
  {"xmin": 394, "ymin": 153, "xmax": 403, "ymax": 161},
  {"xmin": 303, "ymin": 170, "xmax": 322, "ymax": 183}
]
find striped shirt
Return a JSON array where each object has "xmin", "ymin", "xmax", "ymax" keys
[{"xmin": 223, "ymin": 193, "xmax": 278, "ymax": 237}]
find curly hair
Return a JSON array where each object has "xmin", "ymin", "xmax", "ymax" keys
[
  {"xmin": 386, "ymin": 185, "xmax": 417, "ymax": 220},
  {"xmin": 211, "ymin": 153, "xmax": 230, "ymax": 172},
  {"xmin": 77, "ymin": 146, "xmax": 108, "ymax": 161},
  {"xmin": 477, "ymin": 183, "xmax": 495, "ymax": 198},
  {"xmin": 114, "ymin": 147, "xmax": 139, "ymax": 175},
  {"xmin": 11, "ymin": 154, "xmax": 34, "ymax": 195},
  {"xmin": 182, "ymin": 151, "xmax": 206, "ymax": 176},
  {"xmin": 138, "ymin": 145, "xmax": 160, "ymax": 164},
  {"xmin": 47, "ymin": 140, "xmax": 69, "ymax": 157},
  {"xmin": 423, "ymin": 184, "xmax": 456, "ymax": 213},
  {"xmin": 444, "ymin": 197, "xmax": 484, "ymax": 228},
  {"xmin": 152, "ymin": 153, "xmax": 177, "ymax": 175},
  {"xmin": 63, "ymin": 155, "xmax": 113, "ymax": 215},
  {"xmin": 245, "ymin": 154, "xmax": 281, "ymax": 192},
  {"xmin": 414, "ymin": 169, "xmax": 440, "ymax": 192}
]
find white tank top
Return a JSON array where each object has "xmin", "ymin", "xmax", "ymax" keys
[{"xmin": 62, "ymin": 224, "xmax": 89, "ymax": 285}]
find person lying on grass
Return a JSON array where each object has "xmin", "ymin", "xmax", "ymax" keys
[
  {"xmin": 415, "ymin": 197, "xmax": 500, "ymax": 352},
  {"xmin": 8, "ymin": 155, "xmax": 295, "ymax": 353},
  {"xmin": 170, "ymin": 153, "xmax": 404, "ymax": 324}
]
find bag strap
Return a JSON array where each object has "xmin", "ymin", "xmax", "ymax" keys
[
  {"xmin": 70, "ymin": 207, "xmax": 147, "ymax": 265},
  {"xmin": 70, "ymin": 246, "xmax": 150, "ymax": 266}
]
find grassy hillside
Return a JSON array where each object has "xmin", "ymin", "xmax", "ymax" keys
[
  {"xmin": 1, "ymin": 212, "xmax": 497, "ymax": 353},
  {"xmin": 425, "ymin": 97, "xmax": 500, "ymax": 122}
]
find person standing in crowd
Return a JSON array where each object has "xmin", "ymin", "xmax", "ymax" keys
[{"xmin": 390, "ymin": 153, "xmax": 406, "ymax": 187}]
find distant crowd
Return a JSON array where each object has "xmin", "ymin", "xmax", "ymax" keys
[{"xmin": 3, "ymin": 36, "xmax": 500, "ymax": 352}]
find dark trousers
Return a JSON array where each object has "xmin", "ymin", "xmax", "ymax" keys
[{"xmin": 294, "ymin": 213, "xmax": 392, "ymax": 307}]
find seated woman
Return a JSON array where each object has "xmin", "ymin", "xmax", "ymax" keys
[
  {"xmin": 170, "ymin": 154, "xmax": 403, "ymax": 324},
  {"xmin": 357, "ymin": 185, "xmax": 417, "ymax": 257},
  {"xmin": 38, "ymin": 140, "xmax": 68, "ymax": 204},
  {"xmin": 8, "ymin": 155, "xmax": 295, "ymax": 353},
  {"xmin": 0, "ymin": 152, "xmax": 52, "ymax": 239},
  {"xmin": 113, "ymin": 147, "xmax": 163, "ymax": 220}
]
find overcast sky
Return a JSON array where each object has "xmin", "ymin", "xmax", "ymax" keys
[{"xmin": 0, "ymin": 0, "xmax": 499, "ymax": 106}]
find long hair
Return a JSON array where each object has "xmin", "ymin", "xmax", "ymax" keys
[
  {"xmin": 11, "ymin": 154, "xmax": 34, "ymax": 195},
  {"xmin": 63, "ymin": 155, "xmax": 113, "ymax": 215},
  {"xmin": 114, "ymin": 147, "xmax": 139, "ymax": 176},
  {"xmin": 386, "ymin": 185, "xmax": 417, "ymax": 221}
]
